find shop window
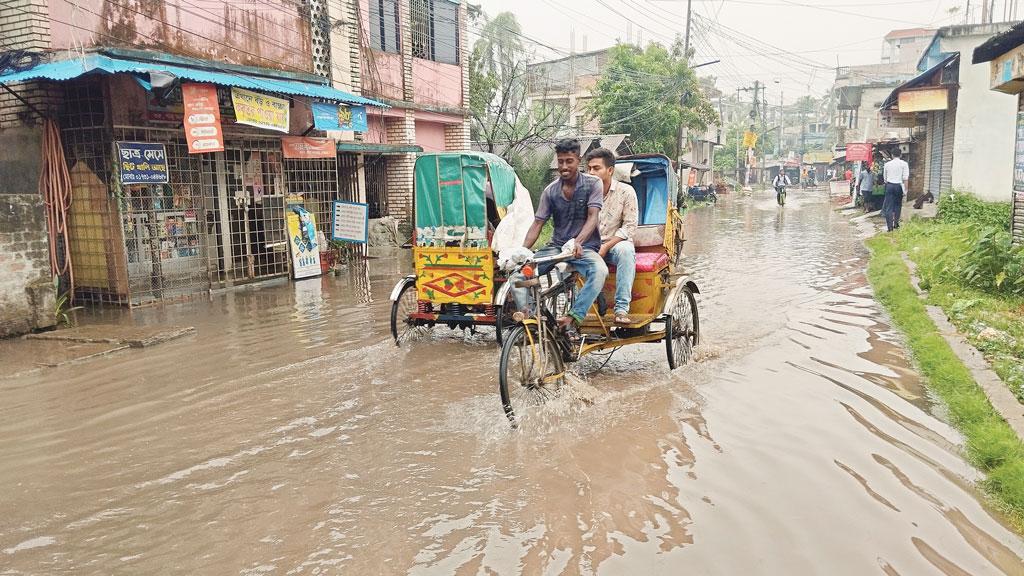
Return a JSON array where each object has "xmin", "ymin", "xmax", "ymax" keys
[
  {"xmin": 369, "ymin": 0, "xmax": 400, "ymax": 53},
  {"xmin": 411, "ymin": 0, "xmax": 460, "ymax": 65}
]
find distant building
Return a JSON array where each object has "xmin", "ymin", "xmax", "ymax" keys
[
  {"xmin": 526, "ymin": 48, "xmax": 611, "ymax": 135},
  {"xmin": 831, "ymin": 28, "xmax": 936, "ymax": 146}
]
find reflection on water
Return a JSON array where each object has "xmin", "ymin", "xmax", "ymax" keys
[{"xmin": 1, "ymin": 188, "xmax": 1022, "ymax": 575}]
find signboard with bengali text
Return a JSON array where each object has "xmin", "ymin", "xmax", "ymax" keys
[
  {"xmin": 116, "ymin": 141, "xmax": 169, "ymax": 184},
  {"xmin": 897, "ymin": 88, "xmax": 949, "ymax": 113},
  {"xmin": 332, "ymin": 201, "xmax": 369, "ymax": 244},
  {"xmin": 846, "ymin": 142, "xmax": 873, "ymax": 163},
  {"xmin": 282, "ymin": 136, "xmax": 336, "ymax": 159},
  {"xmin": 231, "ymin": 87, "xmax": 290, "ymax": 133},
  {"xmin": 182, "ymin": 83, "xmax": 225, "ymax": 153},
  {"xmin": 312, "ymin": 102, "xmax": 368, "ymax": 132}
]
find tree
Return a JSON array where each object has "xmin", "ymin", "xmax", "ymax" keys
[
  {"xmin": 588, "ymin": 42, "xmax": 717, "ymax": 158},
  {"xmin": 469, "ymin": 12, "xmax": 564, "ymax": 162}
]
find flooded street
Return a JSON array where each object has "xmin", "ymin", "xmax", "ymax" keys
[{"xmin": 3, "ymin": 188, "xmax": 1024, "ymax": 575}]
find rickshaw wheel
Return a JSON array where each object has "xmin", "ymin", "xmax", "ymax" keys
[
  {"xmin": 391, "ymin": 281, "xmax": 430, "ymax": 345},
  {"xmin": 499, "ymin": 325, "xmax": 565, "ymax": 425},
  {"xmin": 666, "ymin": 286, "xmax": 699, "ymax": 369}
]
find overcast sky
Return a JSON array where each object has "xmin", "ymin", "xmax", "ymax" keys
[{"xmin": 472, "ymin": 0, "xmax": 991, "ymax": 101}]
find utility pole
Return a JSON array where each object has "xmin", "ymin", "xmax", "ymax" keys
[{"xmin": 684, "ymin": 0, "xmax": 693, "ymax": 57}]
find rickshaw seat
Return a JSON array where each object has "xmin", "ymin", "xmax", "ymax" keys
[{"xmin": 608, "ymin": 251, "xmax": 668, "ymax": 273}]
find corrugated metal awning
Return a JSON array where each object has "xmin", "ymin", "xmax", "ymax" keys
[{"xmin": 0, "ymin": 52, "xmax": 387, "ymax": 108}]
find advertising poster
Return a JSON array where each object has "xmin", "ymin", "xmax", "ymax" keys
[
  {"xmin": 282, "ymin": 137, "xmax": 336, "ymax": 159},
  {"xmin": 312, "ymin": 102, "xmax": 368, "ymax": 132},
  {"xmin": 182, "ymin": 83, "xmax": 225, "ymax": 153},
  {"xmin": 286, "ymin": 203, "xmax": 322, "ymax": 279},
  {"xmin": 116, "ymin": 142, "xmax": 169, "ymax": 184},
  {"xmin": 231, "ymin": 87, "xmax": 290, "ymax": 133},
  {"xmin": 331, "ymin": 201, "xmax": 369, "ymax": 244}
]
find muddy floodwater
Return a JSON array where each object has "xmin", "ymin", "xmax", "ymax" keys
[{"xmin": 2, "ymin": 189, "xmax": 1024, "ymax": 575}]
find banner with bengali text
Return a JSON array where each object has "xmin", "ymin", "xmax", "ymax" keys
[
  {"xmin": 182, "ymin": 83, "xmax": 224, "ymax": 153},
  {"xmin": 231, "ymin": 87, "xmax": 290, "ymax": 133}
]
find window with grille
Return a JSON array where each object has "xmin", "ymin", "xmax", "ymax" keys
[
  {"xmin": 369, "ymin": 0, "xmax": 400, "ymax": 53},
  {"xmin": 410, "ymin": 0, "xmax": 459, "ymax": 65}
]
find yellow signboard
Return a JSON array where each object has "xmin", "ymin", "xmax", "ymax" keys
[
  {"xmin": 898, "ymin": 88, "xmax": 949, "ymax": 113},
  {"xmin": 742, "ymin": 131, "xmax": 758, "ymax": 148},
  {"xmin": 414, "ymin": 247, "xmax": 493, "ymax": 305},
  {"xmin": 231, "ymin": 87, "xmax": 290, "ymax": 133}
]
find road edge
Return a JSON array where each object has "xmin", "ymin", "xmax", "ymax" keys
[{"xmin": 865, "ymin": 233, "xmax": 1024, "ymax": 530}]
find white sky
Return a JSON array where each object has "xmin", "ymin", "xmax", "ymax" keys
[{"xmin": 472, "ymin": 0, "xmax": 983, "ymax": 101}]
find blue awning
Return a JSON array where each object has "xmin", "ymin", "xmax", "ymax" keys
[{"xmin": 0, "ymin": 53, "xmax": 387, "ymax": 108}]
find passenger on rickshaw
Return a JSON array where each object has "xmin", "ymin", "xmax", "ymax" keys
[
  {"xmin": 510, "ymin": 138, "xmax": 608, "ymax": 339},
  {"xmin": 585, "ymin": 147, "xmax": 639, "ymax": 325}
]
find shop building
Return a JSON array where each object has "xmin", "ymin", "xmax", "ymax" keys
[
  {"xmin": 881, "ymin": 23, "xmax": 1018, "ymax": 202},
  {"xmin": 973, "ymin": 21, "xmax": 1024, "ymax": 245},
  {"xmin": 354, "ymin": 0, "xmax": 471, "ymax": 221},
  {"xmin": 0, "ymin": 0, "xmax": 386, "ymax": 309}
]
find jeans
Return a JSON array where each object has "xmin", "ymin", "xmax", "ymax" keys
[
  {"xmin": 882, "ymin": 183, "xmax": 904, "ymax": 231},
  {"xmin": 510, "ymin": 245, "xmax": 608, "ymax": 324},
  {"xmin": 603, "ymin": 241, "xmax": 635, "ymax": 314}
]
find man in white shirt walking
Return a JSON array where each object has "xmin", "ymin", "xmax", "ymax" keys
[{"xmin": 882, "ymin": 149, "xmax": 910, "ymax": 232}]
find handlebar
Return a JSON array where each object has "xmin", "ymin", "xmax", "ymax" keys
[{"xmin": 530, "ymin": 251, "xmax": 575, "ymax": 266}]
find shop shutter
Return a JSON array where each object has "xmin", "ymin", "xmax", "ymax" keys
[
  {"xmin": 940, "ymin": 105, "xmax": 956, "ymax": 196},
  {"xmin": 928, "ymin": 111, "xmax": 944, "ymax": 197}
]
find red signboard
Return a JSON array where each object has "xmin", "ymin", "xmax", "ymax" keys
[
  {"xmin": 282, "ymin": 137, "xmax": 336, "ymax": 159},
  {"xmin": 846, "ymin": 142, "xmax": 873, "ymax": 163},
  {"xmin": 182, "ymin": 83, "xmax": 224, "ymax": 154}
]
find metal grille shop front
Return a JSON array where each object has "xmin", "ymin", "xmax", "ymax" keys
[{"xmin": 67, "ymin": 123, "xmax": 339, "ymax": 306}]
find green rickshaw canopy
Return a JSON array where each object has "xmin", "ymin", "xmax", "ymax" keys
[{"xmin": 414, "ymin": 152, "xmax": 517, "ymax": 248}]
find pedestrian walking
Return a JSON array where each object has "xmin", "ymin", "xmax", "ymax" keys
[
  {"xmin": 882, "ymin": 150, "xmax": 910, "ymax": 232},
  {"xmin": 856, "ymin": 162, "xmax": 874, "ymax": 210}
]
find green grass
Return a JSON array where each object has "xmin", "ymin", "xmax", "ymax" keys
[
  {"xmin": 867, "ymin": 233, "xmax": 1024, "ymax": 528},
  {"xmin": 894, "ymin": 220, "xmax": 1024, "ymax": 404}
]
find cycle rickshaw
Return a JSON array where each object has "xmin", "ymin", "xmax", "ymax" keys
[
  {"xmin": 495, "ymin": 154, "xmax": 701, "ymax": 423},
  {"xmin": 389, "ymin": 152, "xmax": 534, "ymax": 344}
]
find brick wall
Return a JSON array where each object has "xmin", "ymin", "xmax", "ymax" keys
[
  {"xmin": 0, "ymin": 0, "xmax": 60, "ymax": 129},
  {"xmin": 0, "ymin": 0, "xmax": 58, "ymax": 336},
  {"xmin": 0, "ymin": 127, "xmax": 56, "ymax": 337},
  {"xmin": 385, "ymin": 113, "xmax": 416, "ymax": 220}
]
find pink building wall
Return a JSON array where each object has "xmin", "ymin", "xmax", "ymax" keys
[
  {"xmin": 48, "ymin": 0, "xmax": 313, "ymax": 72},
  {"xmin": 412, "ymin": 60, "xmax": 462, "ymax": 108},
  {"xmin": 362, "ymin": 51, "xmax": 405, "ymax": 101},
  {"xmin": 415, "ymin": 120, "xmax": 446, "ymax": 152}
]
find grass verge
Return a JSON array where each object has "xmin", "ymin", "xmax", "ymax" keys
[
  {"xmin": 895, "ymin": 220, "xmax": 1024, "ymax": 404},
  {"xmin": 866, "ymin": 233, "xmax": 1024, "ymax": 528}
]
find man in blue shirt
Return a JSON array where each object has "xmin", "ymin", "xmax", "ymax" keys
[{"xmin": 512, "ymin": 138, "xmax": 608, "ymax": 334}]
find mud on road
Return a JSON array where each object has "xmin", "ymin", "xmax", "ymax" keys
[{"xmin": 1, "ymin": 188, "xmax": 1023, "ymax": 575}]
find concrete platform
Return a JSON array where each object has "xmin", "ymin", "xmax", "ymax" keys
[{"xmin": 25, "ymin": 324, "xmax": 195, "ymax": 348}]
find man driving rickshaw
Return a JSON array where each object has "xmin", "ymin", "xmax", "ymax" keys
[{"xmin": 509, "ymin": 138, "xmax": 608, "ymax": 341}]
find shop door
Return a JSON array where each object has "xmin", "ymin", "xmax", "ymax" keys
[{"xmin": 202, "ymin": 144, "xmax": 289, "ymax": 283}]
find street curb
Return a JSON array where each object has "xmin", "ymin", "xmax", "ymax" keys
[{"xmin": 901, "ymin": 252, "xmax": 1024, "ymax": 441}]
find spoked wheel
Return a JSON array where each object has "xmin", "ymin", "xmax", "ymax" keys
[
  {"xmin": 499, "ymin": 324, "xmax": 566, "ymax": 425},
  {"xmin": 666, "ymin": 286, "xmax": 700, "ymax": 369},
  {"xmin": 390, "ymin": 281, "xmax": 430, "ymax": 345}
]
